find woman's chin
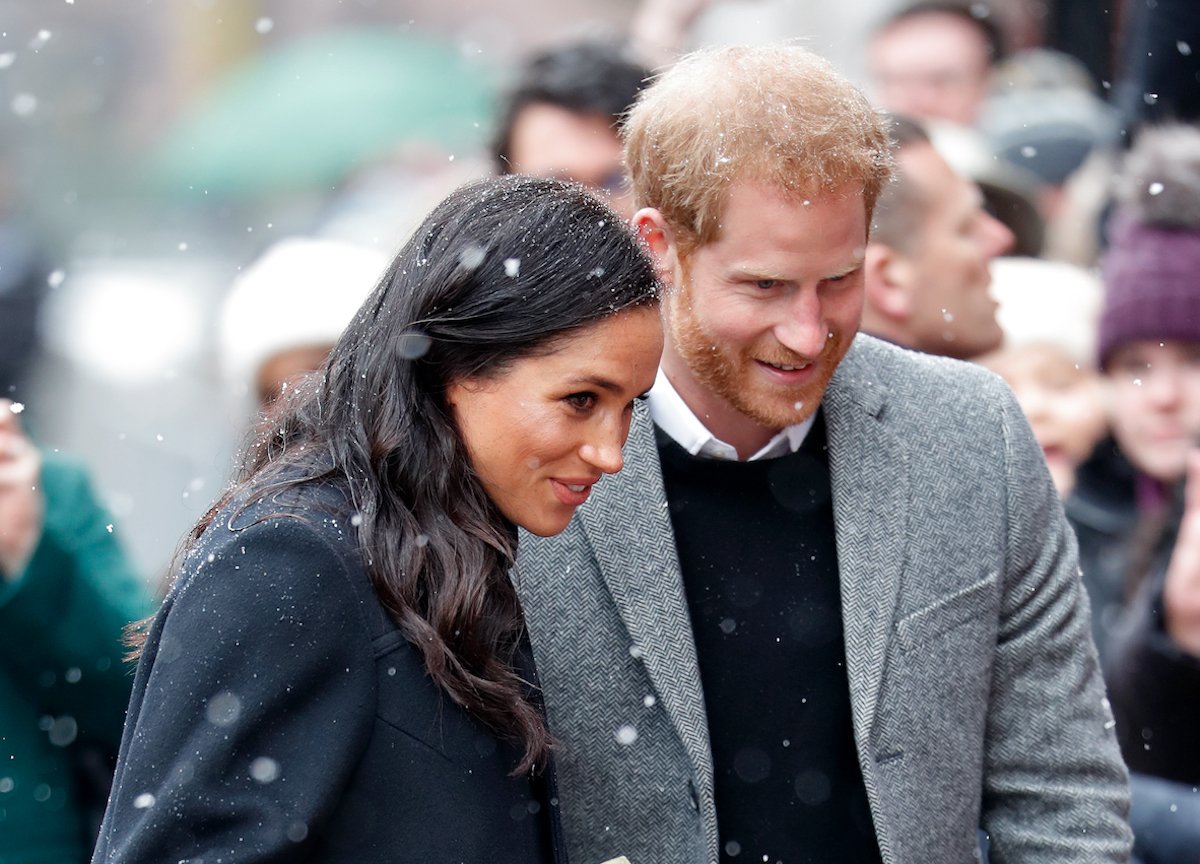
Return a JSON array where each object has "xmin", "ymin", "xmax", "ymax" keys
[{"xmin": 516, "ymin": 510, "xmax": 576, "ymax": 538}]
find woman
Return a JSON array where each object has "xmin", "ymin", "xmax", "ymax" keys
[{"xmin": 91, "ymin": 176, "xmax": 663, "ymax": 863}]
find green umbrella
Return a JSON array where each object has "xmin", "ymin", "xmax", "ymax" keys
[{"xmin": 153, "ymin": 27, "xmax": 494, "ymax": 198}]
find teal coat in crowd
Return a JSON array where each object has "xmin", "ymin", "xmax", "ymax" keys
[{"xmin": 0, "ymin": 458, "xmax": 153, "ymax": 864}]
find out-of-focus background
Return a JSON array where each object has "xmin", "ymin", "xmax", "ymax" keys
[
  {"xmin": 0, "ymin": 0, "xmax": 1132, "ymax": 582},
  {"xmin": 2, "ymin": 0, "xmax": 647, "ymax": 581}
]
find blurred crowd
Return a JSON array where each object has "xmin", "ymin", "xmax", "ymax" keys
[{"xmin": 1, "ymin": 0, "xmax": 1198, "ymax": 862}]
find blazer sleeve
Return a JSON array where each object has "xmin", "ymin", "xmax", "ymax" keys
[
  {"xmin": 979, "ymin": 389, "xmax": 1133, "ymax": 862},
  {"xmin": 92, "ymin": 514, "xmax": 377, "ymax": 864}
]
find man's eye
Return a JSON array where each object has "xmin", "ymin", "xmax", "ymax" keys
[{"xmin": 755, "ymin": 279, "xmax": 777, "ymax": 290}]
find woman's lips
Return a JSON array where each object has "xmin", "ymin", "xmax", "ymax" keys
[{"xmin": 551, "ymin": 478, "xmax": 597, "ymax": 507}]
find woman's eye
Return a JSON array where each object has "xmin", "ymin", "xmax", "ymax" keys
[{"xmin": 565, "ymin": 393, "xmax": 596, "ymax": 411}]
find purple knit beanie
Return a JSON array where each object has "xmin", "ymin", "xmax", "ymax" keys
[{"xmin": 1097, "ymin": 208, "xmax": 1200, "ymax": 369}]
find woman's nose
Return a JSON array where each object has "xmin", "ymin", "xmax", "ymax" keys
[{"xmin": 580, "ymin": 426, "xmax": 625, "ymax": 474}]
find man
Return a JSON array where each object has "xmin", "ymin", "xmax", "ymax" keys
[
  {"xmin": 868, "ymin": 0, "xmax": 1004, "ymax": 127},
  {"xmin": 516, "ymin": 45, "xmax": 1131, "ymax": 864},
  {"xmin": 492, "ymin": 39, "xmax": 647, "ymax": 218},
  {"xmin": 861, "ymin": 115, "xmax": 1014, "ymax": 360}
]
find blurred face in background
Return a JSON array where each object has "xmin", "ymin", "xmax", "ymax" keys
[
  {"xmin": 980, "ymin": 343, "xmax": 1108, "ymax": 497},
  {"xmin": 256, "ymin": 344, "xmax": 333, "ymax": 407},
  {"xmin": 505, "ymin": 103, "xmax": 633, "ymax": 218},
  {"xmin": 869, "ymin": 11, "xmax": 993, "ymax": 127},
  {"xmin": 893, "ymin": 142, "xmax": 1014, "ymax": 359},
  {"xmin": 1107, "ymin": 339, "xmax": 1200, "ymax": 484}
]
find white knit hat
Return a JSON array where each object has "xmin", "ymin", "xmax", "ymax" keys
[
  {"xmin": 989, "ymin": 255, "xmax": 1102, "ymax": 366},
  {"xmin": 219, "ymin": 237, "xmax": 390, "ymax": 394}
]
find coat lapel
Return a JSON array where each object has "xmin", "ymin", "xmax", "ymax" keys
[
  {"xmin": 577, "ymin": 406, "xmax": 715, "ymax": 796},
  {"xmin": 824, "ymin": 337, "xmax": 908, "ymax": 742}
]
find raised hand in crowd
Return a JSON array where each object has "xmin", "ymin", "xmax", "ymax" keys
[
  {"xmin": 1163, "ymin": 449, "xmax": 1200, "ymax": 656},
  {"xmin": 0, "ymin": 399, "xmax": 43, "ymax": 580}
]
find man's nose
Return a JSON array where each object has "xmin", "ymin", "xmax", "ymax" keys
[
  {"xmin": 774, "ymin": 290, "xmax": 829, "ymax": 358},
  {"xmin": 980, "ymin": 210, "xmax": 1015, "ymax": 259}
]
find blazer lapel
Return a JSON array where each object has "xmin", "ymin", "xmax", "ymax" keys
[
  {"xmin": 824, "ymin": 338, "xmax": 908, "ymax": 742},
  {"xmin": 577, "ymin": 406, "xmax": 715, "ymax": 796}
]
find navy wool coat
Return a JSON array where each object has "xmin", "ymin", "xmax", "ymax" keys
[{"xmin": 92, "ymin": 478, "xmax": 560, "ymax": 864}]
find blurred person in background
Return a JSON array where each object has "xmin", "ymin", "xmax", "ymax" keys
[
  {"xmin": 0, "ymin": 147, "xmax": 49, "ymax": 413},
  {"xmin": 491, "ymin": 39, "xmax": 648, "ymax": 218},
  {"xmin": 861, "ymin": 114, "xmax": 1014, "ymax": 360},
  {"xmin": 976, "ymin": 257, "xmax": 1108, "ymax": 501},
  {"xmin": 868, "ymin": 4, "xmax": 1120, "ymax": 269},
  {"xmin": 978, "ymin": 48, "xmax": 1121, "ymax": 267},
  {"xmin": 91, "ymin": 176, "xmax": 662, "ymax": 864},
  {"xmin": 867, "ymin": 0, "xmax": 1005, "ymax": 128},
  {"xmin": 0, "ymin": 398, "xmax": 153, "ymax": 864},
  {"xmin": 1067, "ymin": 123, "xmax": 1200, "ymax": 864},
  {"xmin": 1069, "ymin": 124, "xmax": 1200, "ymax": 665},
  {"xmin": 1116, "ymin": 0, "xmax": 1200, "ymax": 134},
  {"xmin": 219, "ymin": 237, "xmax": 389, "ymax": 419}
]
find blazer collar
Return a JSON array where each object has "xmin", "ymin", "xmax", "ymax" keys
[
  {"xmin": 577, "ymin": 406, "xmax": 715, "ymax": 796},
  {"xmin": 824, "ymin": 335, "xmax": 908, "ymax": 739}
]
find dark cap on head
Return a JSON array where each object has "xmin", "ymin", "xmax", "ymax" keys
[
  {"xmin": 1098, "ymin": 124, "xmax": 1200, "ymax": 368},
  {"xmin": 1098, "ymin": 212, "xmax": 1200, "ymax": 368}
]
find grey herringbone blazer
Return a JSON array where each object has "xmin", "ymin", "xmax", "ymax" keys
[{"xmin": 515, "ymin": 334, "xmax": 1131, "ymax": 864}]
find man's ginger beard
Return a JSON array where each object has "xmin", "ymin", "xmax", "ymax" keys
[{"xmin": 664, "ymin": 256, "xmax": 850, "ymax": 431}]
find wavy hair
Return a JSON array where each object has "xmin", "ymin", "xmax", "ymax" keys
[{"xmin": 172, "ymin": 176, "xmax": 659, "ymax": 774}]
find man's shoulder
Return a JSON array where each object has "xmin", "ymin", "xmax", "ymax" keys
[
  {"xmin": 839, "ymin": 333, "xmax": 1006, "ymax": 389},
  {"xmin": 833, "ymin": 334, "xmax": 1011, "ymax": 422}
]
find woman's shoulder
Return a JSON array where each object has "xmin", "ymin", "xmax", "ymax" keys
[{"xmin": 176, "ymin": 475, "xmax": 390, "ymax": 639}]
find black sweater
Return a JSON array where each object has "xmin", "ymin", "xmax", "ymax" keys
[{"xmin": 657, "ymin": 415, "xmax": 881, "ymax": 864}]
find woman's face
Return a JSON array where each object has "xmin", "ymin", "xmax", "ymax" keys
[
  {"xmin": 446, "ymin": 307, "xmax": 663, "ymax": 537},
  {"xmin": 1107, "ymin": 339, "xmax": 1200, "ymax": 484}
]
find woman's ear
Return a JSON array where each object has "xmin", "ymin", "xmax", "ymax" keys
[{"xmin": 631, "ymin": 208, "xmax": 679, "ymax": 287}]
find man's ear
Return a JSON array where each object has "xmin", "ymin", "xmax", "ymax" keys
[
  {"xmin": 632, "ymin": 208, "xmax": 679, "ymax": 287},
  {"xmin": 863, "ymin": 242, "xmax": 915, "ymax": 323}
]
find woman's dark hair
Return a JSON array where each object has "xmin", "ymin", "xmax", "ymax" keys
[{"xmin": 169, "ymin": 176, "xmax": 659, "ymax": 774}]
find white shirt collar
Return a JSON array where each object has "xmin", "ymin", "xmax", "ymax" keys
[{"xmin": 647, "ymin": 368, "xmax": 816, "ymax": 462}]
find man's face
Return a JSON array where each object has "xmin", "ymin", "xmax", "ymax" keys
[
  {"xmin": 640, "ymin": 181, "xmax": 867, "ymax": 457},
  {"xmin": 895, "ymin": 142, "xmax": 1013, "ymax": 359},
  {"xmin": 869, "ymin": 12, "xmax": 992, "ymax": 126},
  {"xmin": 505, "ymin": 102, "xmax": 633, "ymax": 218},
  {"xmin": 1107, "ymin": 340, "xmax": 1200, "ymax": 484}
]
